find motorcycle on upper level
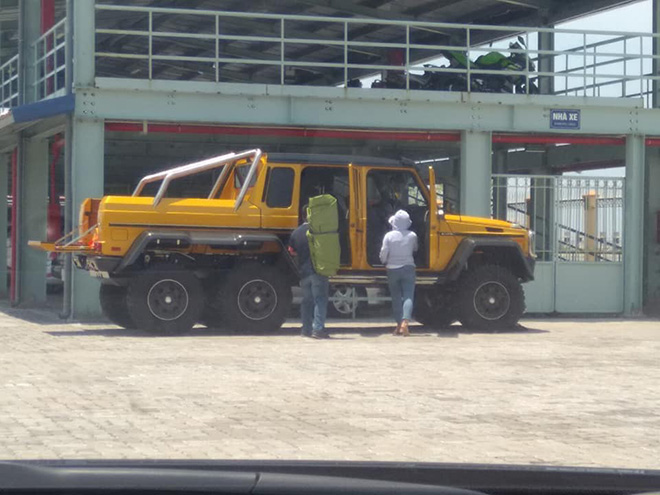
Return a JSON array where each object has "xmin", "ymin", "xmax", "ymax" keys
[
  {"xmin": 370, "ymin": 70, "xmax": 428, "ymax": 90},
  {"xmin": 473, "ymin": 36, "xmax": 539, "ymax": 94}
]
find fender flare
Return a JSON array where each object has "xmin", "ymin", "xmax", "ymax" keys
[
  {"xmin": 114, "ymin": 230, "xmax": 299, "ymax": 278},
  {"xmin": 444, "ymin": 237, "xmax": 535, "ymax": 282}
]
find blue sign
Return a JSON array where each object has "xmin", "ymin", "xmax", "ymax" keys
[{"xmin": 550, "ymin": 109, "xmax": 580, "ymax": 129}]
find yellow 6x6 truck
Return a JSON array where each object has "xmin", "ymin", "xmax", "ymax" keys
[{"xmin": 30, "ymin": 149, "xmax": 535, "ymax": 334}]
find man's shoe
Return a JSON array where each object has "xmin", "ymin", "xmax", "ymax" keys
[
  {"xmin": 311, "ymin": 331, "xmax": 330, "ymax": 339},
  {"xmin": 301, "ymin": 331, "xmax": 313, "ymax": 338}
]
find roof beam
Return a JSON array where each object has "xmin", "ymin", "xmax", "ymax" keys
[
  {"xmin": 295, "ymin": 0, "xmax": 416, "ymax": 20},
  {"xmin": 493, "ymin": 0, "xmax": 553, "ymax": 9}
]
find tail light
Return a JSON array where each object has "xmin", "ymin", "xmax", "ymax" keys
[{"xmin": 90, "ymin": 229, "xmax": 102, "ymax": 253}]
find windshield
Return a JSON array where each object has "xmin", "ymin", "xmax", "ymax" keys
[{"xmin": 3, "ymin": 0, "xmax": 659, "ymax": 478}]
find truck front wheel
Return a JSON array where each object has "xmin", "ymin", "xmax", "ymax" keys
[
  {"xmin": 212, "ymin": 262, "xmax": 292, "ymax": 333},
  {"xmin": 126, "ymin": 267, "xmax": 204, "ymax": 335},
  {"xmin": 457, "ymin": 264, "xmax": 525, "ymax": 330}
]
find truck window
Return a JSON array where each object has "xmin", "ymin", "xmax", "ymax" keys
[
  {"xmin": 265, "ymin": 167, "xmax": 295, "ymax": 208},
  {"xmin": 366, "ymin": 169, "xmax": 429, "ymax": 267},
  {"xmin": 234, "ymin": 163, "xmax": 258, "ymax": 189}
]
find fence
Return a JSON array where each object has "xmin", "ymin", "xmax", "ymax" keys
[
  {"xmin": 0, "ymin": 54, "xmax": 19, "ymax": 111},
  {"xmin": 33, "ymin": 17, "xmax": 67, "ymax": 101},
  {"xmin": 93, "ymin": 4, "xmax": 660, "ymax": 103},
  {"xmin": 492, "ymin": 175, "xmax": 624, "ymax": 263}
]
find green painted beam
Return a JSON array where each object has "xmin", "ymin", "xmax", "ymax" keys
[{"xmin": 86, "ymin": 78, "xmax": 658, "ymax": 136}]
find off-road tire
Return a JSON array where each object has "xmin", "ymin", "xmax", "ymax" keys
[
  {"xmin": 126, "ymin": 268, "xmax": 204, "ymax": 335},
  {"xmin": 414, "ymin": 287, "xmax": 457, "ymax": 329},
  {"xmin": 457, "ymin": 264, "xmax": 525, "ymax": 330},
  {"xmin": 214, "ymin": 261, "xmax": 292, "ymax": 333},
  {"xmin": 328, "ymin": 285, "xmax": 366, "ymax": 318},
  {"xmin": 100, "ymin": 283, "xmax": 135, "ymax": 329}
]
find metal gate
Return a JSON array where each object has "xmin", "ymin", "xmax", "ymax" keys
[{"xmin": 492, "ymin": 174, "xmax": 625, "ymax": 313}]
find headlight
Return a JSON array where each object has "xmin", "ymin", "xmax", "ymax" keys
[{"xmin": 528, "ymin": 230, "xmax": 536, "ymax": 258}]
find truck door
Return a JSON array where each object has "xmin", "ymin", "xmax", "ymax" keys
[
  {"xmin": 427, "ymin": 166, "xmax": 441, "ymax": 269},
  {"xmin": 364, "ymin": 168, "xmax": 431, "ymax": 268},
  {"xmin": 348, "ymin": 164, "xmax": 365, "ymax": 269},
  {"xmin": 428, "ymin": 166, "xmax": 459, "ymax": 270}
]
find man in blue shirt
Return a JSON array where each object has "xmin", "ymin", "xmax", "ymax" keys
[{"xmin": 288, "ymin": 208, "xmax": 330, "ymax": 339}]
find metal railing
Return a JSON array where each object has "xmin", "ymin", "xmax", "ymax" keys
[
  {"xmin": 492, "ymin": 175, "xmax": 624, "ymax": 263},
  {"xmin": 551, "ymin": 32, "xmax": 655, "ymax": 105},
  {"xmin": 0, "ymin": 54, "xmax": 19, "ymax": 111},
  {"xmin": 33, "ymin": 17, "xmax": 67, "ymax": 101},
  {"xmin": 94, "ymin": 4, "xmax": 660, "ymax": 102},
  {"xmin": 133, "ymin": 149, "xmax": 261, "ymax": 207}
]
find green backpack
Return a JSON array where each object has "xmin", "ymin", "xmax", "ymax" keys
[{"xmin": 306, "ymin": 194, "xmax": 341, "ymax": 276}]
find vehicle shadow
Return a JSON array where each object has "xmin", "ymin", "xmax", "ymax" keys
[
  {"xmin": 0, "ymin": 304, "xmax": 79, "ymax": 326},
  {"xmin": 46, "ymin": 323, "xmax": 548, "ymax": 338}
]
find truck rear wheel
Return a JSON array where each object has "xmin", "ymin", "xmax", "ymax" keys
[
  {"xmin": 100, "ymin": 283, "xmax": 135, "ymax": 329},
  {"xmin": 414, "ymin": 287, "xmax": 457, "ymax": 329},
  {"xmin": 457, "ymin": 264, "xmax": 525, "ymax": 330},
  {"xmin": 126, "ymin": 268, "xmax": 204, "ymax": 335},
  {"xmin": 213, "ymin": 262, "xmax": 292, "ymax": 333}
]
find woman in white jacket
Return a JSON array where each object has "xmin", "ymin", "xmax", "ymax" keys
[{"xmin": 379, "ymin": 210, "xmax": 418, "ymax": 336}]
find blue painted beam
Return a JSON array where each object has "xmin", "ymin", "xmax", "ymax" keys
[{"xmin": 11, "ymin": 94, "xmax": 75, "ymax": 123}]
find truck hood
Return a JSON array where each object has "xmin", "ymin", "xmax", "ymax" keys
[{"xmin": 444, "ymin": 214, "xmax": 526, "ymax": 235}]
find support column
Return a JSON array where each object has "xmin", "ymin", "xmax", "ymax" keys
[
  {"xmin": 0, "ymin": 154, "xmax": 7, "ymax": 298},
  {"xmin": 623, "ymin": 134, "xmax": 645, "ymax": 315},
  {"xmin": 70, "ymin": 119, "xmax": 104, "ymax": 320},
  {"xmin": 18, "ymin": 137, "xmax": 48, "ymax": 306},
  {"xmin": 18, "ymin": 0, "xmax": 42, "ymax": 104},
  {"xmin": 73, "ymin": 0, "xmax": 96, "ymax": 88},
  {"xmin": 538, "ymin": 29, "xmax": 555, "ymax": 95},
  {"xmin": 460, "ymin": 130, "xmax": 492, "ymax": 217},
  {"xmin": 67, "ymin": 0, "xmax": 102, "ymax": 320}
]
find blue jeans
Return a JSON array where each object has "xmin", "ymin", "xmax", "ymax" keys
[
  {"xmin": 387, "ymin": 265, "xmax": 416, "ymax": 324},
  {"xmin": 300, "ymin": 273, "xmax": 330, "ymax": 334}
]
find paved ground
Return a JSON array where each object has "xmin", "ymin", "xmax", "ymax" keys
[{"xmin": 0, "ymin": 305, "xmax": 659, "ymax": 469}]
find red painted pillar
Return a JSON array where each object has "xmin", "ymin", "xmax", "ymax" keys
[{"xmin": 47, "ymin": 136, "xmax": 63, "ymax": 242}]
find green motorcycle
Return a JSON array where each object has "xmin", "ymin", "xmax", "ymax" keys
[{"xmin": 474, "ymin": 36, "xmax": 539, "ymax": 94}]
